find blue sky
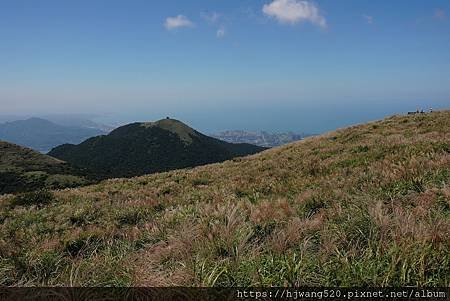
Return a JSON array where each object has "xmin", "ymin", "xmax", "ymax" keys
[{"xmin": 1, "ymin": 0, "xmax": 449, "ymax": 132}]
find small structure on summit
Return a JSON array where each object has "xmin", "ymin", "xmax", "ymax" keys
[{"xmin": 407, "ymin": 108, "xmax": 427, "ymax": 115}]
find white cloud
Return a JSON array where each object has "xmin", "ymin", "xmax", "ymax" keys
[
  {"xmin": 216, "ymin": 26, "xmax": 226, "ymax": 38},
  {"xmin": 164, "ymin": 15, "xmax": 194, "ymax": 30},
  {"xmin": 434, "ymin": 9, "xmax": 447, "ymax": 21},
  {"xmin": 363, "ymin": 14, "xmax": 373, "ymax": 24},
  {"xmin": 262, "ymin": 0, "xmax": 326, "ymax": 28},
  {"xmin": 201, "ymin": 12, "xmax": 221, "ymax": 23}
]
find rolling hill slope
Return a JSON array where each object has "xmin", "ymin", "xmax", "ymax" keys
[
  {"xmin": 0, "ymin": 141, "xmax": 93, "ymax": 194},
  {"xmin": 0, "ymin": 111, "xmax": 449, "ymax": 286},
  {"xmin": 48, "ymin": 118, "xmax": 266, "ymax": 178}
]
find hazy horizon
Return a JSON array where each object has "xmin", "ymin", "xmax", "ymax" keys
[{"xmin": 1, "ymin": 101, "xmax": 448, "ymax": 135}]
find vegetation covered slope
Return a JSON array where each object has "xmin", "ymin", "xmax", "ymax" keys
[
  {"xmin": 0, "ymin": 111, "xmax": 449, "ymax": 286},
  {"xmin": 0, "ymin": 141, "xmax": 92, "ymax": 194},
  {"xmin": 0, "ymin": 118, "xmax": 105, "ymax": 153},
  {"xmin": 48, "ymin": 118, "xmax": 266, "ymax": 178}
]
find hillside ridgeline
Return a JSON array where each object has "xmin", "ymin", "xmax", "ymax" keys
[
  {"xmin": 0, "ymin": 141, "xmax": 93, "ymax": 194},
  {"xmin": 0, "ymin": 111, "xmax": 449, "ymax": 286}
]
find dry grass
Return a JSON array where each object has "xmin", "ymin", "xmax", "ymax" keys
[{"xmin": 0, "ymin": 111, "xmax": 449, "ymax": 286}]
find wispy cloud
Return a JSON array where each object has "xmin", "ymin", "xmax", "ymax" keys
[
  {"xmin": 363, "ymin": 14, "xmax": 373, "ymax": 25},
  {"xmin": 201, "ymin": 12, "xmax": 221, "ymax": 24},
  {"xmin": 164, "ymin": 15, "xmax": 194, "ymax": 30},
  {"xmin": 216, "ymin": 26, "xmax": 226, "ymax": 38},
  {"xmin": 434, "ymin": 9, "xmax": 447, "ymax": 21},
  {"xmin": 262, "ymin": 0, "xmax": 327, "ymax": 28},
  {"xmin": 202, "ymin": 11, "xmax": 228, "ymax": 38}
]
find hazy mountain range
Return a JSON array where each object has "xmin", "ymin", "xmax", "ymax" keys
[
  {"xmin": 0, "ymin": 118, "xmax": 108, "ymax": 153},
  {"xmin": 0, "ymin": 115, "xmax": 314, "ymax": 153}
]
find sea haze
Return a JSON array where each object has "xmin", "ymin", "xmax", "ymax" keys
[{"xmin": 90, "ymin": 98, "xmax": 448, "ymax": 135}]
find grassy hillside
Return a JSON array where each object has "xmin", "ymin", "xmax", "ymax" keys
[
  {"xmin": 0, "ymin": 111, "xmax": 449, "ymax": 286},
  {"xmin": 0, "ymin": 141, "xmax": 92, "ymax": 194},
  {"xmin": 48, "ymin": 119, "xmax": 266, "ymax": 178}
]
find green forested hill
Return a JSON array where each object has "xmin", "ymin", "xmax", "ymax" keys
[{"xmin": 48, "ymin": 118, "xmax": 266, "ymax": 178}]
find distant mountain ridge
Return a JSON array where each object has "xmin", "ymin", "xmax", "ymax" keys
[
  {"xmin": 49, "ymin": 118, "xmax": 266, "ymax": 178},
  {"xmin": 0, "ymin": 118, "xmax": 106, "ymax": 153},
  {"xmin": 41, "ymin": 115, "xmax": 115, "ymax": 133},
  {"xmin": 211, "ymin": 130, "xmax": 314, "ymax": 147},
  {"xmin": 0, "ymin": 114, "xmax": 114, "ymax": 132}
]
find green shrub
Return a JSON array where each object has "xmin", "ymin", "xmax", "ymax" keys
[
  {"xmin": 385, "ymin": 177, "xmax": 426, "ymax": 197},
  {"xmin": 64, "ymin": 233, "xmax": 103, "ymax": 257},
  {"xmin": 69, "ymin": 207, "xmax": 99, "ymax": 226},
  {"xmin": 153, "ymin": 203, "xmax": 166, "ymax": 212},
  {"xmin": 116, "ymin": 208, "xmax": 152, "ymax": 226},
  {"xmin": 352, "ymin": 145, "xmax": 369, "ymax": 153},
  {"xmin": 300, "ymin": 196, "xmax": 327, "ymax": 218},
  {"xmin": 10, "ymin": 190, "xmax": 56, "ymax": 207},
  {"xmin": 192, "ymin": 178, "xmax": 209, "ymax": 186},
  {"xmin": 250, "ymin": 223, "xmax": 276, "ymax": 243},
  {"xmin": 28, "ymin": 251, "xmax": 65, "ymax": 284},
  {"xmin": 45, "ymin": 174, "xmax": 87, "ymax": 189}
]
